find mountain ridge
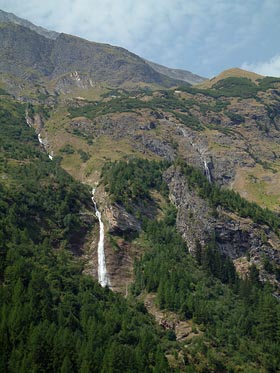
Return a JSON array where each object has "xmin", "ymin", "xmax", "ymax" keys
[
  {"xmin": 0, "ymin": 21, "xmax": 190, "ymax": 96},
  {"xmin": 0, "ymin": 8, "xmax": 58, "ymax": 39},
  {"xmin": 197, "ymin": 67, "xmax": 264, "ymax": 89},
  {"xmin": 0, "ymin": 8, "xmax": 205, "ymax": 87},
  {"xmin": 145, "ymin": 59, "xmax": 206, "ymax": 85}
]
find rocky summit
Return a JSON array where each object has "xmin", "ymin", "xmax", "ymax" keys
[{"xmin": 1, "ymin": 9, "xmax": 280, "ymax": 373}]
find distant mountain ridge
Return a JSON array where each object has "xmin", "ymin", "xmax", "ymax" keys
[
  {"xmin": 0, "ymin": 8, "xmax": 204, "ymax": 88},
  {"xmin": 197, "ymin": 67, "xmax": 263, "ymax": 89},
  {"xmin": 0, "ymin": 22, "xmax": 184, "ymax": 93},
  {"xmin": 145, "ymin": 59, "xmax": 206, "ymax": 85},
  {"xmin": 0, "ymin": 9, "xmax": 58, "ymax": 39}
]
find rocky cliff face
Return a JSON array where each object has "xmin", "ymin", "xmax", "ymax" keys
[
  {"xmin": 38, "ymin": 78, "xmax": 280, "ymax": 291},
  {"xmin": 105, "ymin": 203, "xmax": 141, "ymax": 235},
  {"xmin": 164, "ymin": 166, "xmax": 280, "ymax": 286},
  {"xmin": 65, "ymin": 83, "xmax": 280, "ymax": 211},
  {"xmin": 0, "ymin": 23, "xmax": 54, "ymax": 78}
]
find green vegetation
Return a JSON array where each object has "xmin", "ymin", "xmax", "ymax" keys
[
  {"xmin": 26, "ymin": 102, "xmax": 50, "ymax": 120},
  {"xmin": 68, "ymin": 76, "xmax": 279, "ymax": 133},
  {"xmin": 172, "ymin": 112, "xmax": 202, "ymax": 130},
  {"xmin": 101, "ymin": 156, "xmax": 280, "ymax": 237},
  {"xmin": 70, "ymin": 80, "xmax": 280, "ymax": 131},
  {"xmin": 0, "ymin": 88, "xmax": 10, "ymax": 95},
  {"xmin": 258, "ymin": 76, "xmax": 280, "ymax": 90},
  {"xmin": 198, "ymin": 99, "xmax": 229, "ymax": 114},
  {"xmin": 2, "ymin": 89, "xmax": 280, "ymax": 371},
  {"xmin": 177, "ymin": 159, "xmax": 280, "ymax": 234},
  {"xmin": 102, "ymin": 159, "xmax": 169, "ymax": 217},
  {"xmin": 212, "ymin": 77, "xmax": 259, "ymax": 98},
  {"xmin": 0, "ymin": 97, "xmax": 170, "ymax": 372},
  {"xmin": 78, "ymin": 149, "xmax": 90, "ymax": 162},
  {"xmin": 180, "ymin": 76, "xmax": 280, "ymax": 99},
  {"xmin": 133, "ymin": 213, "xmax": 280, "ymax": 371},
  {"xmin": 68, "ymin": 94, "xmax": 203, "ymax": 130},
  {"xmin": 104, "ymin": 158, "xmax": 280, "ymax": 371},
  {"xmin": 0, "ymin": 98, "xmax": 39, "ymax": 161},
  {"xmin": 225, "ymin": 110, "xmax": 245, "ymax": 123},
  {"xmin": 60, "ymin": 144, "xmax": 76, "ymax": 154}
]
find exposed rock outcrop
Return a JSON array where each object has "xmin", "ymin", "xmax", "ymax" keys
[
  {"xmin": 164, "ymin": 166, "xmax": 280, "ymax": 285},
  {"xmin": 105, "ymin": 203, "xmax": 141, "ymax": 235}
]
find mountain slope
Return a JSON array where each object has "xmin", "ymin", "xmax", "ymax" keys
[
  {"xmin": 145, "ymin": 59, "xmax": 206, "ymax": 84},
  {"xmin": 0, "ymin": 22, "xmax": 184, "ymax": 93},
  {"xmin": 0, "ymin": 8, "xmax": 206, "ymax": 86},
  {"xmin": 0, "ymin": 8, "xmax": 58, "ymax": 39},
  {"xmin": 0, "ymin": 94, "xmax": 171, "ymax": 373},
  {"xmin": 42, "ymin": 73, "xmax": 280, "ymax": 295},
  {"xmin": 1, "ymin": 10, "xmax": 280, "ymax": 372},
  {"xmin": 146, "ymin": 60, "xmax": 207, "ymax": 84},
  {"xmin": 198, "ymin": 67, "xmax": 263, "ymax": 88},
  {"xmin": 0, "ymin": 9, "xmax": 208, "ymax": 93}
]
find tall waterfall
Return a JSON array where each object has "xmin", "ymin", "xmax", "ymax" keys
[
  {"xmin": 203, "ymin": 159, "xmax": 212, "ymax": 183},
  {"xmin": 25, "ymin": 112, "xmax": 53, "ymax": 160},
  {"xmin": 179, "ymin": 126, "xmax": 213, "ymax": 183},
  {"xmin": 37, "ymin": 133, "xmax": 53, "ymax": 160},
  {"xmin": 91, "ymin": 189, "xmax": 110, "ymax": 287}
]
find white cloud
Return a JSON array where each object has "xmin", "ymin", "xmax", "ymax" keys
[{"xmin": 242, "ymin": 55, "xmax": 280, "ymax": 77}]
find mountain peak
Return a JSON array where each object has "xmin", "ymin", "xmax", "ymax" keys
[
  {"xmin": 0, "ymin": 8, "xmax": 205, "ymax": 87},
  {"xmin": 198, "ymin": 67, "xmax": 263, "ymax": 88},
  {"xmin": 0, "ymin": 8, "xmax": 58, "ymax": 39}
]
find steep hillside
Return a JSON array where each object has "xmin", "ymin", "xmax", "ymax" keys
[
  {"xmin": 198, "ymin": 67, "xmax": 263, "ymax": 88},
  {"xmin": 30, "ymin": 73, "xmax": 280, "ymax": 295},
  {"xmin": 145, "ymin": 59, "xmax": 206, "ymax": 85},
  {"xmin": 0, "ymin": 8, "xmax": 58, "ymax": 39},
  {"xmin": 100, "ymin": 158, "xmax": 280, "ymax": 371},
  {"xmin": 0, "ymin": 23, "xmax": 186, "ymax": 97},
  {"xmin": 0, "ymin": 95, "xmax": 172, "ymax": 372},
  {"xmin": 0, "ymin": 9, "xmax": 207, "ymax": 89},
  {"xmin": 42, "ymin": 76, "xmax": 280, "ymax": 212},
  {"xmin": 1, "ymin": 10, "xmax": 280, "ymax": 373}
]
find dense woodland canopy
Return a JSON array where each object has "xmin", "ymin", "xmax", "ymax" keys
[
  {"xmin": 103, "ymin": 159, "xmax": 280, "ymax": 372},
  {"xmin": 1, "ymin": 95, "xmax": 280, "ymax": 372},
  {"xmin": 0, "ymin": 97, "xmax": 170, "ymax": 372}
]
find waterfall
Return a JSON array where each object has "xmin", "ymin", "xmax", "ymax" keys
[
  {"xmin": 37, "ymin": 133, "xmax": 53, "ymax": 160},
  {"xmin": 91, "ymin": 189, "xmax": 110, "ymax": 287},
  {"xmin": 203, "ymin": 159, "xmax": 212, "ymax": 183},
  {"xmin": 38, "ymin": 134, "xmax": 44, "ymax": 144},
  {"xmin": 179, "ymin": 125, "xmax": 213, "ymax": 183},
  {"xmin": 25, "ymin": 112, "xmax": 53, "ymax": 160}
]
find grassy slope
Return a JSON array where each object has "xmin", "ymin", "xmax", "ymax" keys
[
  {"xmin": 198, "ymin": 67, "xmax": 263, "ymax": 88},
  {"xmin": 41, "ymin": 76, "xmax": 280, "ymax": 212}
]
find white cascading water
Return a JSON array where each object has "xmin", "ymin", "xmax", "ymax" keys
[
  {"xmin": 179, "ymin": 126, "xmax": 212, "ymax": 183},
  {"xmin": 25, "ymin": 113, "xmax": 53, "ymax": 160},
  {"xmin": 91, "ymin": 188, "xmax": 110, "ymax": 287},
  {"xmin": 38, "ymin": 134, "xmax": 43, "ymax": 144},
  {"xmin": 38, "ymin": 133, "xmax": 53, "ymax": 160},
  {"xmin": 204, "ymin": 159, "xmax": 212, "ymax": 183}
]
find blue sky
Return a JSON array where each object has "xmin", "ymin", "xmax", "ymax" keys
[{"xmin": 1, "ymin": 0, "xmax": 280, "ymax": 78}]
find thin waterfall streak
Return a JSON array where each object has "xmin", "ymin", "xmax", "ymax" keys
[
  {"xmin": 25, "ymin": 115, "xmax": 54, "ymax": 161},
  {"xmin": 204, "ymin": 159, "xmax": 211, "ymax": 183},
  {"xmin": 91, "ymin": 189, "xmax": 110, "ymax": 287}
]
